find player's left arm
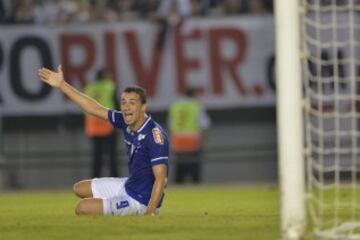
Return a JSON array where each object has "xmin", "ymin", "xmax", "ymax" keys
[{"xmin": 144, "ymin": 164, "xmax": 167, "ymax": 215}]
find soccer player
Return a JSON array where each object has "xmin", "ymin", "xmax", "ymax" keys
[{"xmin": 38, "ymin": 65, "xmax": 168, "ymax": 216}]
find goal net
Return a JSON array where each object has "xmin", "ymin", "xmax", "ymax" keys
[{"xmin": 301, "ymin": 0, "xmax": 360, "ymax": 238}]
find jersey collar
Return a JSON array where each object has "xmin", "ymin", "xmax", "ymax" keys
[{"xmin": 136, "ymin": 115, "xmax": 151, "ymax": 134}]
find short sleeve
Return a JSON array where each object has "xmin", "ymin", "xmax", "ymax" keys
[
  {"xmin": 108, "ymin": 110, "xmax": 126, "ymax": 129},
  {"xmin": 148, "ymin": 127, "xmax": 169, "ymax": 166}
]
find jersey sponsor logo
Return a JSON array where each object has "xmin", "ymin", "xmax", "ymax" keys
[
  {"xmin": 152, "ymin": 127, "xmax": 164, "ymax": 145},
  {"xmin": 115, "ymin": 200, "xmax": 129, "ymax": 209}
]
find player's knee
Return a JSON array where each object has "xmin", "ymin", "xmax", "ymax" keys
[
  {"xmin": 73, "ymin": 180, "xmax": 92, "ymax": 198},
  {"xmin": 73, "ymin": 182, "xmax": 82, "ymax": 197},
  {"xmin": 75, "ymin": 200, "xmax": 87, "ymax": 215},
  {"xmin": 75, "ymin": 199, "xmax": 103, "ymax": 216}
]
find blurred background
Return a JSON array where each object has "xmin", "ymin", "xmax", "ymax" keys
[{"xmin": 0, "ymin": 0, "xmax": 277, "ymax": 190}]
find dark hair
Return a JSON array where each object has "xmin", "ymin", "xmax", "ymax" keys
[
  {"xmin": 123, "ymin": 86, "xmax": 147, "ymax": 104},
  {"xmin": 185, "ymin": 87, "xmax": 197, "ymax": 98},
  {"xmin": 96, "ymin": 68, "xmax": 107, "ymax": 80}
]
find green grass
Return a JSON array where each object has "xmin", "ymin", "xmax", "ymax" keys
[{"xmin": 0, "ymin": 185, "xmax": 280, "ymax": 240}]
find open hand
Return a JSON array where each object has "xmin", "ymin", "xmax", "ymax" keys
[{"xmin": 38, "ymin": 65, "xmax": 64, "ymax": 88}]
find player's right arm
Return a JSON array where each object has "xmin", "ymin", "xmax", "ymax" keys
[{"xmin": 38, "ymin": 65, "xmax": 108, "ymax": 120}]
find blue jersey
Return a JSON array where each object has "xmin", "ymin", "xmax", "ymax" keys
[{"xmin": 108, "ymin": 110, "xmax": 169, "ymax": 206}]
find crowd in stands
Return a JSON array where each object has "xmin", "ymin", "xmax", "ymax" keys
[{"xmin": 0, "ymin": 0, "xmax": 273, "ymax": 24}]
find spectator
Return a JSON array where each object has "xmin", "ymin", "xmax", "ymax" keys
[
  {"xmin": 84, "ymin": 68, "xmax": 120, "ymax": 178},
  {"xmin": 135, "ymin": 0, "xmax": 160, "ymax": 19},
  {"xmin": 33, "ymin": 0, "xmax": 61, "ymax": 24},
  {"xmin": 87, "ymin": 0, "xmax": 119, "ymax": 22},
  {"xmin": 0, "ymin": 1, "xmax": 6, "ymax": 22},
  {"xmin": 262, "ymin": 0, "xmax": 273, "ymax": 12},
  {"xmin": 168, "ymin": 87, "xmax": 211, "ymax": 184},
  {"xmin": 222, "ymin": 0, "xmax": 250, "ymax": 15},
  {"xmin": 155, "ymin": 0, "xmax": 193, "ymax": 50},
  {"xmin": 13, "ymin": 0, "xmax": 35, "ymax": 24},
  {"xmin": 71, "ymin": 0, "xmax": 91, "ymax": 23},
  {"xmin": 0, "ymin": 0, "xmax": 13, "ymax": 23},
  {"xmin": 249, "ymin": 0, "xmax": 266, "ymax": 14},
  {"xmin": 4, "ymin": 0, "xmax": 275, "ymax": 25},
  {"xmin": 118, "ymin": 0, "xmax": 139, "ymax": 20}
]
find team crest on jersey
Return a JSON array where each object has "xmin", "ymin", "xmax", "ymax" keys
[
  {"xmin": 138, "ymin": 134, "xmax": 146, "ymax": 141},
  {"xmin": 152, "ymin": 128, "xmax": 164, "ymax": 145}
]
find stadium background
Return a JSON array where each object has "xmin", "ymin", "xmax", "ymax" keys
[{"xmin": 0, "ymin": 0, "xmax": 277, "ymax": 190}]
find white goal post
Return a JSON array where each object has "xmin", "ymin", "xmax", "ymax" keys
[
  {"xmin": 277, "ymin": 0, "xmax": 360, "ymax": 239},
  {"xmin": 275, "ymin": 0, "xmax": 306, "ymax": 239}
]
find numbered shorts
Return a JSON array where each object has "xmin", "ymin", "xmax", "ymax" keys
[{"xmin": 91, "ymin": 177, "xmax": 150, "ymax": 216}]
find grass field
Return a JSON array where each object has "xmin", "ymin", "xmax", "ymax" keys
[{"xmin": 0, "ymin": 185, "xmax": 280, "ymax": 240}]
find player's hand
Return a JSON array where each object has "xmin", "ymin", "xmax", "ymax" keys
[
  {"xmin": 143, "ymin": 211, "xmax": 156, "ymax": 216},
  {"xmin": 38, "ymin": 65, "xmax": 64, "ymax": 88}
]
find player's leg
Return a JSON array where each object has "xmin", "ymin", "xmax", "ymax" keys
[
  {"xmin": 192, "ymin": 162, "xmax": 200, "ymax": 183},
  {"xmin": 175, "ymin": 154, "xmax": 186, "ymax": 183},
  {"xmin": 191, "ymin": 151, "xmax": 201, "ymax": 183},
  {"xmin": 73, "ymin": 180, "xmax": 93, "ymax": 198},
  {"xmin": 75, "ymin": 177, "xmax": 146, "ymax": 216},
  {"xmin": 75, "ymin": 195, "xmax": 147, "ymax": 216},
  {"xmin": 75, "ymin": 198, "xmax": 103, "ymax": 215}
]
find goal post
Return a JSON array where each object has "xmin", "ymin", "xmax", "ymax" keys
[{"xmin": 275, "ymin": 0, "xmax": 306, "ymax": 239}]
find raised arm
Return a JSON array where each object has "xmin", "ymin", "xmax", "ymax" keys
[{"xmin": 38, "ymin": 65, "xmax": 108, "ymax": 120}]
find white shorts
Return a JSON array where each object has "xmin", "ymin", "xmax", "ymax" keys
[{"xmin": 91, "ymin": 177, "xmax": 149, "ymax": 216}]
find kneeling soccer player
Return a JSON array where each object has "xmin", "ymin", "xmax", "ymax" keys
[{"xmin": 38, "ymin": 66, "xmax": 168, "ymax": 216}]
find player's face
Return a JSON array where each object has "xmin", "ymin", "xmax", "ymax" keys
[{"xmin": 120, "ymin": 92, "xmax": 146, "ymax": 130}]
